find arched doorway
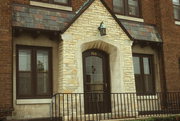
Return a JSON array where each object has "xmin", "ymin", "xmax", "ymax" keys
[{"xmin": 83, "ymin": 49, "xmax": 111, "ymax": 114}]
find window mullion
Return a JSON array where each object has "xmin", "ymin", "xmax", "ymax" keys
[
  {"xmin": 149, "ymin": 56, "xmax": 155, "ymax": 93},
  {"xmin": 140, "ymin": 56, "xmax": 145, "ymax": 94},
  {"xmin": 124, "ymin": 0, "xmax": 128, "ymax": 15},
  {"xmin": 32, "ymin": 48, "xmax": 37, "ymax": 98}
]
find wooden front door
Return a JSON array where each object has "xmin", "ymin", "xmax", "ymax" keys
[{"xmin": 83, "ymin": 49, "xmax": 111, "ymax": 114}]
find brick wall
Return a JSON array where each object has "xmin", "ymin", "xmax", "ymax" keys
[
  {"xmin": 72, "ymin": 0, "xmax": 113, "ymax": 11},
  {"xmin": 155, "ymin": 0, "xmax": 180, "ymax": 92},
  {"xmin": 0, "ymin": 0, "xmax": 13, "ymax": 117}
]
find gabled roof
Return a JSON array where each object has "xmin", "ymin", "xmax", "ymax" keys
[{"xmin": 61, "ymin": 0, "xmax": 133, "ymax": 40}]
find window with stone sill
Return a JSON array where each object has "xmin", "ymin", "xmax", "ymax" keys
[
  {"xmin": 173, "ymin": 0, "xmax": 180, "ymax": 21},
  {"xmin": 16, "ymin": 45, "xmax": 52, "ymax": 99},
  {"xmin": 133, "ymin": 54, "xmax": 155, "ymax": 95},
  {"xmin": 31, "ymin": 0, "xmax": 71, "ymax": 6},
  {"xmin": 113, "ymin": 0, "xmax": 141, "ymax": 18}
]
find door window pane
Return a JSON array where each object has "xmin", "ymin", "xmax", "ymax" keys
[
  {"xmin": 85, "ymin": 56, "xmax": 103, "ymax": 84},
  {"xmin": 19, "ymin": 50, "xmax": 31, "ymax": 71}
]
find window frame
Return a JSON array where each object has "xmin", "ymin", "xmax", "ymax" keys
[
  {"xmin": 16, "ymin": 45, "xmax": 53, "ymax": 99},
  {"xmin": 113, "ymin": 0, "xmax": 142, "ymax": 18},
  {"xmin": 172, "ymin": 0, "xmax": 180, "ymax": 21},
  {"xmin": 133, "ymin": 53, "xmax": 156, "ymax": 95},
  {"xmin": 31, "ymin": 0, "xmax": 71, "ymax": 6}
]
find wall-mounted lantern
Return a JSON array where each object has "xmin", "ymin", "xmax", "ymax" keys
[{"xmin": 98, "ymin": 22, "xmax": 106, "ymax": 36}]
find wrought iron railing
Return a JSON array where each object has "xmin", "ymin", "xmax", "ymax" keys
[{"xmin": 51, "ymin": 92, "xmax": 180, "ymax": 121}]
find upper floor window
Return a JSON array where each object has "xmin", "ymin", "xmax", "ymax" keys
[
  {"xmin": 32, "ymin": 0, "xmax": 70, "ymax": 6},
  {"xmin": 113, "ymin": 0, "xmax": 141, "ymax": 17},
  {"xmin": 173, "ymin": 0, "xmax": 180, "ymax": 20}
]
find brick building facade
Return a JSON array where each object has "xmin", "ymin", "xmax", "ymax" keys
[{"xmin": 0, "ymin": 0, "xmax": 179, "ymax": 120}]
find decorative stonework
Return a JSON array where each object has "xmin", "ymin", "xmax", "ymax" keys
[{"xmin": 59, "ymin": 0, "xmax": 136, "ymax": 94}]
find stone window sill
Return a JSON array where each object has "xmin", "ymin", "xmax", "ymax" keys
[
  {"xmin": 175, "ymin": 21, "xmax": 180, "ymax": 25},
  {"xmin": 115, "ymin": 14, "xmax": 144, "ymax": 23},
  {"xmin": 30, "ymin": 1, "xmax": 72, "ymax": 11},
  {"xmin": 16, "ymin": 99, "xmax": 52, "ymax": 105}
]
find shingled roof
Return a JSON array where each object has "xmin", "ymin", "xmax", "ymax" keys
[
  {"xmin": 120, "ymin": 19, "xmax": 162, "ymax": 42},
  {"xmin": 12, "ymin": 4, "xmax": 75, "ymax": 31},
  {"xmin": 12, "ymin": 1, "xmax": 162, "ymax": 42}
]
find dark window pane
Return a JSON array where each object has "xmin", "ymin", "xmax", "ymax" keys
[
  {"xmin": 37, "ymin": 50, "xmax": 50, "ymax": 95},
  {"xmin": 173, "ymin": 0, "xmax": 180, "ymax": 5},
  {"xmin": 113, "ymin": 0, "xmax": 124, "ymax": 14},
  {"xmin": 133, "ymin": 56, "xmax": 140, "ymax": 74},
  {"xmin": 174, "ymin": 6, "xmax": 180, "ymax": 20},
  {"xmin": 19, "ymin": 50, "xmax": 31, "ymax": 71},
  {"xmin": 135, "ymin": 75, "xmax": 143, "ymax": 94},
  {"xmin": 37, "ymin": 50, "xmax": 49, "ymax": 72},
  {"xmin": 18, "ymin": 72, "xmax": 32, "ymax": 95},
  {"xmin": 37, "ymin": 73, "xmax": 50, "ymax": 95},
  {"xmin": 128, "ymin": 0, "xmax": 139, "ymax": 16},
  {"xmin": 143, "ymin": 57, "xmax": 150, "ymax": 74},
  {"xmin": 54, "ymin": 0, "xmax": 68, "ymax": 4}
]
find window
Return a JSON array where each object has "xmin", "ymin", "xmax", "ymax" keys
[
  {"xmin": 32, "ymin": 0, "xmax": 70, "ymax": 5},
  {"xmin": 133, "ymin": 54, "xmax": 155, "ymax": 95},
  {"xmin": 113, "ymin": 0, "xmax": 141, "ymax": 17},
  {"xmin": 173, "ymin": 0, "xmax": 180, "ymax": 20},
  {"xmin": 16, "ymin": 46, "xmax": 52, "ymax": 99}
]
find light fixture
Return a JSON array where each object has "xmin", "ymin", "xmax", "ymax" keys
[{"xmin": 98, "ymin": 22, "xmax": 106, "ymax": 36}]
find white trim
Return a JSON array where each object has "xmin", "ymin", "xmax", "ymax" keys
[
  {"xmin": 175, "ymin": 21, "xmax": 180, "ymax": 25},
  {"xmin": 16, "ymin": 99, "xmax": 52, "ymax": 104},
  {"xmin": 115, "ymin": 14, "xmax": 144, "ymax": 22},
  {"xmin": 30, "ymin": 1, "xmax": 72, "ymax": 11}
]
